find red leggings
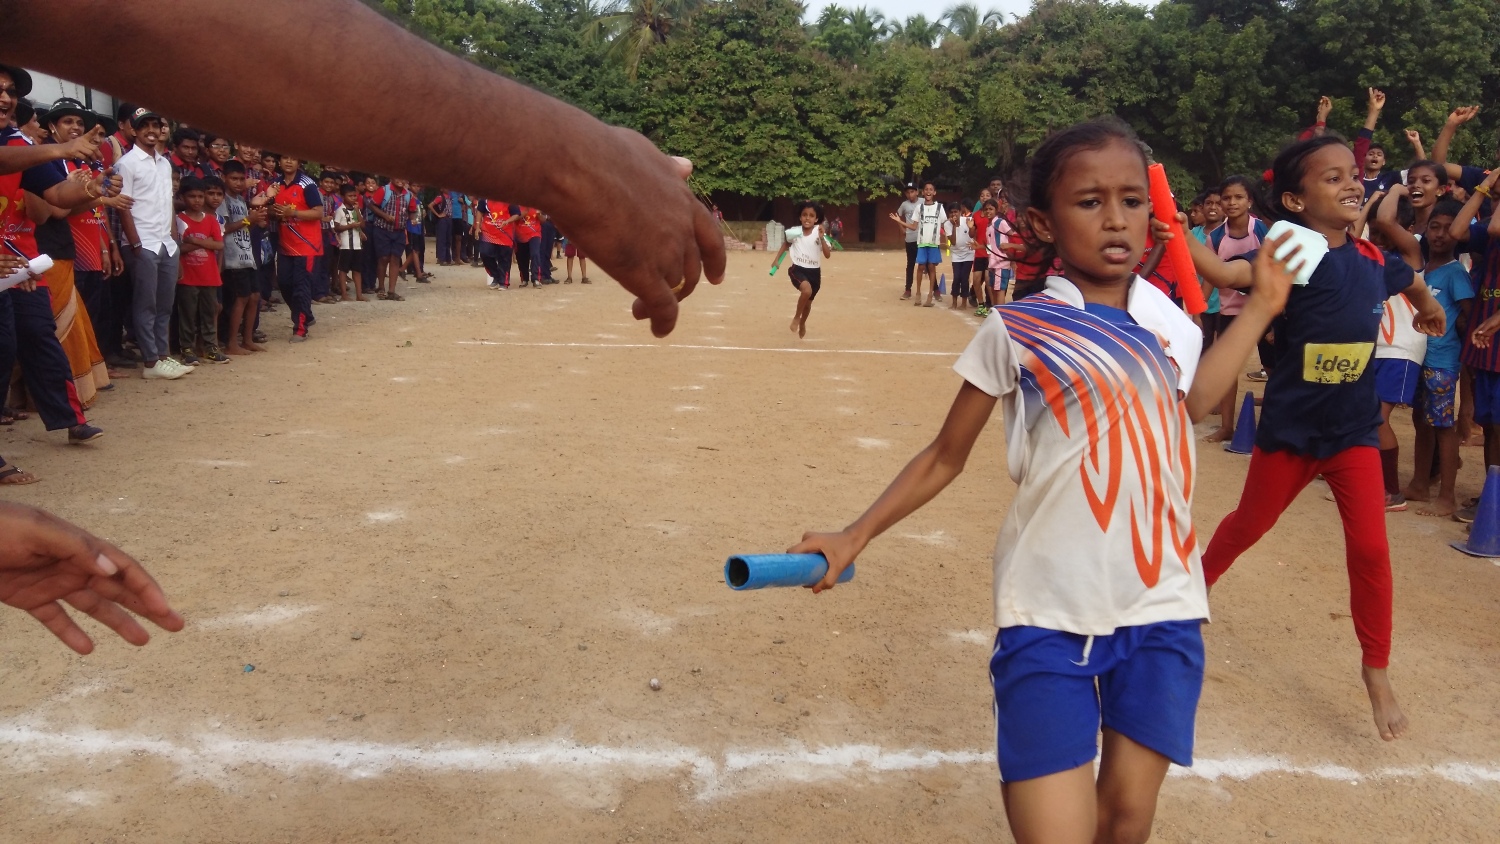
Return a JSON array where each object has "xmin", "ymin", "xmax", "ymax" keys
[{"xmin": 1202, "ymin": 446, "xmax": 1392, "ymax": 669}]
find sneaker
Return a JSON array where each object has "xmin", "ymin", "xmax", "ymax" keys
[
  {"xmin": 1454, "ymin": 504, "xmax": 1477, "ymax": 524},
  {"xmin": 253, "ymin": 330, "xmax": 268, "ymax": 344},
  {"xmin": 901, "ymin": 290, "xmax": 912, "ymax": 300},
  {"xmin": 1384, "ymin": 493, "xmax": 1408, "ymax": 512},
  {"xmin": 204, "ymin": 347, "xmax": 230, "ymax": 364},
  {"xmin": 1246, "ymin": 369, "xmax": 1269, "ymax": 382},
  {"xmin": 177, "ymin": 352, "xmax": 201, "ymax": 367},
  {"xmin": 142, "ymin": 361, "xmax": 185, "ymax": 381},
  {"xmin": 488, "ymin": 281, "xmax": 501, "ymax": 290},
  {"xmin": 68, "ymin": 424, "xmax": 105, "ymax": 443},
  {"xmin": 289, "ymin": 331, "xmax": 308, "ymax": 343}
]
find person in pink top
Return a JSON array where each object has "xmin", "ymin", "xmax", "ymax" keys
[{"xmin": 1204, "ymin": 175, "xmax": 1270, "ymax": 444}]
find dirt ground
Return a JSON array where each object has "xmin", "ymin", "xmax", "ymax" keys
[{"xmin": 1, "ymin": 249, "xmax": 1497, "ymax": 843}]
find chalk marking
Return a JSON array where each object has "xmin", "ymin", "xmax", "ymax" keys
[
  {"xmin": 855, "ymin": 437, "xmax": 891, "ymax": 449},
  {"xmin": 675, "ymin": 405, "xmax": 702, "ymax": 412},
  {"xmin": 456, "ymin": 341, "xmax": 954, "ymax": 357},
  {"xmin": 946, "ymin": 629, "xmax": 992, "ymax": 646},
  {"xmin": 390, "ymin": 376, "xmax": 414, "ymax": 383},
  {"xmin": 198, "ymin": 605, "xmax": 320, "ymax": 630},
  {"xmin": 366, "ymin": 510, "xmax": 405, "ymax": 524},
  {"xmin": 3, "ymin": 725, "xmax": 1495, "ymax": 801},
  {"xmin": 897, "ymin": 529, "xmax": 956, "ymax": 547},
  {"xmin": 193, "ymin": 459, "xmax": 250, "ymax": 468},
  {"xmin": 443, "ymin": 456, "xmax": 468, "ymax": 465}
]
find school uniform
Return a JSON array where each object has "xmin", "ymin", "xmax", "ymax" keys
[{"xmin": 273, "ymin": 171, "xmax": 324, "ymax": 337}]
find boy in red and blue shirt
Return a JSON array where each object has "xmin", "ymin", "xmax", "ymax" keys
[{"xmin": 269, "ymin": 155, "xmax": 324, "ymax": 340}]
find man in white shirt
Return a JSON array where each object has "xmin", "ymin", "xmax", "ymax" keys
[{"xmin": 115, "ymin": 108, "xmax": 187, "ymax": 380}]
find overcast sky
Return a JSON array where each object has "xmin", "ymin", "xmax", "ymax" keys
[{"xmin": 803, "ymin": 0, "xmax": 1153, "ymax": 26}]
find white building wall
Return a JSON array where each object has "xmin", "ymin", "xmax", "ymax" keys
[{"xmin": 24, "ymin": 70, "xmax": 116, "ymax": 118}]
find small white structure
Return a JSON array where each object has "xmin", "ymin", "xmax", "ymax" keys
[{"xmin": 20, "ymin": 69, "xmax": 116, "ymax": 117}]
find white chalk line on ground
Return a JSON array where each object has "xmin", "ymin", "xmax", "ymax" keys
[
  {"xmin": 196, "ymin": 605, "xmax": 320, "ymax": 630},
  {"xmin": 2, "ymin": 723, "xmax": 1496, "ymax": 801},
  {"xmin": 456, "ymin": 340, "xmax": 955, "ymax": 357}
]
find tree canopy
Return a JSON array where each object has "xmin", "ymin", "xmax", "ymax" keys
[{"xmin": 382, "ymin": 0, "xmax": 1500, "ymax": 206}]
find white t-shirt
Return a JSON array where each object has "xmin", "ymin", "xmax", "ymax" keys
[
  {"xmin": 942, "ymin": 217, "xmax": 975, "ymax": 262},
  {"xmin": 989, "ymin": 215, "xmax": 1015, "ymax": 270},
  {"xmin": 336, "ymin": 205, "xmax": 363, "ymax": 251},
  {"xmin": 1374, "ymin": 286, "xmax": 1427, "ymax": 363},
  {"xmin": 916, "ymin": 202, "xmax": 944, "ymax": 247},
  {"xmin": 787, "ymin": 225, "xmax": 824, "ymax": 269},
  {"xmin": 953, "ymin": 275, "xmax": 1209, "ymax": 634}
]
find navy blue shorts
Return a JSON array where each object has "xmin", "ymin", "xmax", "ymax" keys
[
  {"xmin": 1372, "ymin": 358, "xmax": 1420, "ymax": 406},
  {"xmin": 372, "ymin": 227, "xmax": 406, "ymax": 259},
  {"xmin": 989, "ymin": 620, "xmax": 1204, "ymax": 783},
  {"xmin": 1474, "ymin": 368, "xmax": 1500, "ymax": 426},
  {"xmin": 915, "ymin": 246, "xmax": 942, "ymax": 265}
]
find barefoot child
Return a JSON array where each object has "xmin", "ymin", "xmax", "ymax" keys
[
  {"xmin": 1399, "ymin": 199, "xmax": 1473, "ymax": 517},
  {"xmin": 333, "ymin": 184, "xmax": 367, "ymax": 302},
  {"xmin": 890, "ymin": 182, "xmax": 944, "ymax": 306},
  {"xmin": 1365, "ymin": 188, "xmax": 1427, "ymax": 511},
  {"xmin": 1188, "ymin": 134, "xmax": 1446, "ymax": 741},
  {"xmin": 769, "ymin": 201, "xmax": 832, "ymax": 339},
  {"xmin": 942, "ymin": 204, "xmax": 975, "ymax": 310},
  {"xmin": 791, "ymin": 119, "xmax": 1299, "ymax": 843}
]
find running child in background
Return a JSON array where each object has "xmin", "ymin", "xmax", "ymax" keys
[
  {"xmin": 333, "ymin": 184, "xmax": 367, "ymax": 302},
  {"xmin": 768, "ymin": 201, "xmax": 832, "ymax": 339},
  {"xmin": 1397, "ymin": 199, "xmax": 1473, "ymax": 517},
  {"xmin": 1203, "ymin": 176, "xmax": 1270, "ymax": 443},
  {"xmin": 942, "ymin": 204, "xmax": 975, "ymax": 310},
  {"xmin": 1188, "ymin": 134, "xmax": 1446, "ymax": 742},
  {"xmin": 791, "ymin": 118, "xmax": 1299, "ymax": 844},
  {"xmin": 475, "ymin": 199, "xmax": 519, "ymax": 290},
  {"xmin": 1365, "ymin": 187, "xmax": 1426, "ymax": 511}
]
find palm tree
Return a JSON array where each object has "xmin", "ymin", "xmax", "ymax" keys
[
  {"xmin": 942, "ymin": 3, "xmax": 1004, "ymax": 40},
  {"xmin": 889, "ymin": 14, "xmax": 947, "ymax": 48},
  {"xmin": 846, "ymin": 5, "xmax": 889, "ymax": 44},
  {"xmin": 584, "ymin": 0, "xmax": 699, "ymax": 79}
]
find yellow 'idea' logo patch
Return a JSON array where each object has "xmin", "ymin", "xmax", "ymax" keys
[{"xmin": 1302, "ymin": 343, "xmax": 1374, "ymax": 384}]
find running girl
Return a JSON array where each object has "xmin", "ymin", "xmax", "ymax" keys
[
  {"xmin": 1188, "ymin": 134, "xmax": 1446, "ymax": 742},
  {"xmin": 770, "ymin": 201, "xmax": 832, "ymax": 339},
  {"xmin": 791, "ymin": 118, "xmax": 1299, "ymax": 843}
]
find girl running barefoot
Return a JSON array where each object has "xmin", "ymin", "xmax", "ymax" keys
[
  {"xmin": 790, "ymin": 119, "xmax": 1299, "ymax": 844},
  {"xmin": 771, "ymin": 202, "xmax": 832, "ymax": 339},
  {"xmin": 1187, "ymin": 135, "xmax": 1446, "ymax": 742}
]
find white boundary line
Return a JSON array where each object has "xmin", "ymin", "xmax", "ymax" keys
[
  {"xmin": 455, "ymin": 340, "xmax": 957, "ymax": 357},
  {"xmin": 3, "ymin": 723, "xmax": 1497, "ymax": 800}
]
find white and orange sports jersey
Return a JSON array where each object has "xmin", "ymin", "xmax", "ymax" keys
[
  {"xmin": 955, "ymin": 276, "xmax": 1208, "ymax": 634},
  {"xmin": 1373, "ymin": 288, "xmax": 1426, "ymax": 364}
]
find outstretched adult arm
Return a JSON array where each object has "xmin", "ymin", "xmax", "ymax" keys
[{"xmin": 0, "ymin": 0, "xmax": 726, "ymax": 337}]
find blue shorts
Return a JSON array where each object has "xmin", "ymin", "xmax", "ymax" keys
[
  {"xmin": 994, "ymin": 267, "xmax": 1014, "ymax": 292},
  {"xmin": 1473, "ymin": 368, "xmax": 1500, "ymax": 426},
  {"xmin": 1372, "ymin": 358, "xmax": 1420, "ymax": 406},
  {"xmin": 915, "ymin": 246, "xmax": 942, "ymax": 265},
  {"xmin": 989, "ymin": 621, "xmax": 1204, "ymax": 783},
  {"xmin": 1417, "ymin": 367, "xmax": 1458, "ymax": 428}
]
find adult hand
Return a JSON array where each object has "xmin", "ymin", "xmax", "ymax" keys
[
  {"xmin": 108, "ymin": 247, "xmax": 124, "ymax": 277},
  {"xmin": 101, "ymin": 192, "xmax": 134, "ymax": 211},
  {"xmin": 787, "ymin": 529, "xmax": 866, "ymax": 594},
  {"xmin": 0, "ymin": 502, "xmax": 184, "ymax": 654},
  {"xmin": 551, "ymin": 135, "xmax": 724, "ymax": 338},
  {"xmin": 0, "ymin": 253, "xmax": 26, "ymax": 275},
  {"xmin": 58, "ymin": 124, "xmax": 105, "ymax": 162}
]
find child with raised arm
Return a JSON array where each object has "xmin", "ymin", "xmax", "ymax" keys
[
  {"xmin": 1187, "ymin": 134, "xmax": 1446, "ymax": 742},
  {"xmin": 1392, "ymin": 199, "xmax": 1472, "ymax": 517},
  {"xmin": 769, "ymin": 201, "xmax": 832, "ymax": 338},
  {"xmin": 792, "ymin": 119, "xmax": 1298, "ymax": 844}
]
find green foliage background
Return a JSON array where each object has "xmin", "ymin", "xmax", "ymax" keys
[{"xmin": 380, "ymin": 0, "xmax": 1500, "ymax": 204}]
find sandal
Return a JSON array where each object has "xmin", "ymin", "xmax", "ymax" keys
[
  {"xmin": 0, "ymin": 407, "xmax": 29, "ymax": 425},
  {"xmin": 387, "ymin": 292, "xmax": 405, "ymax": 301},
  {"xmin": 581, "ymin": 277, "xmax": 592, "ymax": 284},
  {"xmin": 0, "ymin": 463, "xmax": 40, "ymax": 485},
  {"xmin": 563, "ymin": 277, "xmax": 574, "ymax": 284},
  {"xmin": 376, "ymin": 292, "xmax": 389, "ymax": 300}
]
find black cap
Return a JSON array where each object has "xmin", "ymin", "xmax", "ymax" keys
[
  {"xmin": 44, "ymin": 97, "xmax": 95, "ymax": 129},
  {"xmin": 127, "ymin": 106, "xmax": 162, "ymax": 128},
  {"xmin": 115, "ymin": 101, "xmax": 137, "ymax": 124},
  {"xmin": 904, "ymin": 182, "xmax": 916, "ymax": 190},
  {"xmin": 14, "ymin": 98, "xmax": 35, "ymax": 126},
  {"xmin": 0, "ymin": 64, "xmax": 33, "ymax": 97}
]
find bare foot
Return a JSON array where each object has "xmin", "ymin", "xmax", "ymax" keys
[
  {"xmin": 789, "ymin": 316, "xmax": 800, "ymax": 334},
  {"xmin": 245, "ymin": 341, "xmax": 267, "ymax": 353},
  {"xmin": 1462, "ymin": 429, "xmax": 1485, "ymax": 448},
  {"xmin": 1401, "ymin": 481, "xmax": 1431, "ymax": 503},
  {"xmin": 798, "ymin": 319, "xmax": 807, "ymax": 339},
  {"xmin": 1417, "ymin": 495, "xmax": 1457, "ymax": 518},
  {"xmin": 1203, "ymin": 427, "xmax": 1234, "ymax": 443},
  {"xmin": 1362, "ymin": 665, "xmax": 1408, "ymax": 741},
  {"xmin": 225, "ymin": 344, "xmax": 251, "ymax": 356}
]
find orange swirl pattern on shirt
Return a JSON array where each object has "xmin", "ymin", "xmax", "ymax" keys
[{"xmin": 1003, "ymin": 301, "xmax": 1196, "ymax": 587}]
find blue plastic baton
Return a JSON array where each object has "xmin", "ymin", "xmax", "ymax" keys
[{"xmin": 724, "ymin": 554, "xmax": 854, "ymax": 591}]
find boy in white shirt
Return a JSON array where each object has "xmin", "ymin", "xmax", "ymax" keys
[
  {"xmin": 890, "ymin": 181, "xmax": 944, "ymax": 306},
  {"xmin": 943, "ymin": 204, "xmax": 976, "ymax": 310},
  {"xmin": 333, "ymin": 183, "xmax": 367, "ymax": 302}
]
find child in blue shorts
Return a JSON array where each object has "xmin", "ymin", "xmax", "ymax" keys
[
  {"xmin": 791, "ymin": 119, "xmax": 1299, "ymax": 842},
  {"xmin": 890, "ymin": 181, "xmax": 945, "ymax": 307}
]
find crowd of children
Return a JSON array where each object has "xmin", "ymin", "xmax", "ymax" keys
[{"xmin": 0, "ymin": 85, "xmax": 580, "ymax": 485}]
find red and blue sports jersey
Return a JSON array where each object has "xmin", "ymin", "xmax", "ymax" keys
[
  {"xmin": 1460, "ymin": 221, "xmax": 1500, "ymax": 373},
  {"xmin": 477, "ymin": 199, "xmax": 517, "ymax": 246},
  {"xmin": 274, "ymin": 172, "xmax": 324, "ymax": 257},
  {"xmin": 0, "ymin": 128, "xmax": 67, "ymax": 262}
]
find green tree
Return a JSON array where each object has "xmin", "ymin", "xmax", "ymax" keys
[
  {"xmin": 584, "ymin": 0, "xmax": 702, "ymax": 78},
  {"xmin": 889, "ymin": 14, "xmax": 947, "ymax": 48}
]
